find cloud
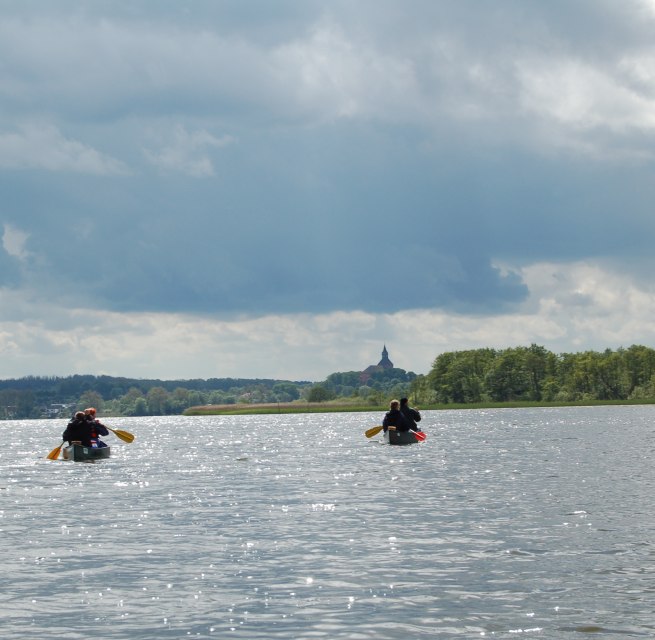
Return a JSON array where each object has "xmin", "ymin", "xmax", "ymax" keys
[
  {"xmin": 516, "ymin": 55, "xmax": 655, "ymax": 159},
  {"xmin": 0, "ymin": 123, "xmax": 129, "ymax": 174},
  {"xmin": 1, "ymin": 2, "xmax": 655, "ymax": 380},
  {"xmin": 0, "ymin": 259, "xmax": 653, "ymax": 381},
  {"xmin": 143, "ymin": 125, "xmax": 235, "ymax": 177},
  {"xmin": 2, "ymin": 3, "xmax": 654, "ymax": 160},
  {"xmin": 2, "ymin": 223, "xmax": 31, "ymax": 261}
]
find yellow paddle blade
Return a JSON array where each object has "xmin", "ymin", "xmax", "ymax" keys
[
  {"xmin": 108, "ymin": 427, "xmax": 135, "ymax": 443},
  {"xmin": 46, "ymin": 442, "xmax": 64, "ymax": 460},
  {"xmin": 365, "ymin": 425, "xmax": 384, "ymax": 438}
]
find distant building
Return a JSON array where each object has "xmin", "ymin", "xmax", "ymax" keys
[
  {"xmin": 41, "ymin": 403, "xmax": 73, "ymax": 419},
  {"xmin": 360, "ymin": 345, "xmax": 394, "ymax": 384},
  {"xmin": 377, "ymin": 345, "xmax": 394, "ymax": 369}
]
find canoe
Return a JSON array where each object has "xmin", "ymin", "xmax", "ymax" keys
[
  {"xmin": 384, "ymin": 429, "xmax": 419, "ymax": 445},
  {"xmin": 63, "ymin": 443, "xmax": 111, "ymax": 462}
]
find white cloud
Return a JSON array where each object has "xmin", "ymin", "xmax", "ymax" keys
[
  {"xmin": 272, "ymin": 21, "xmax": 420, "ymax": 122},
  {"xmin": 1, "ymin": 3, "xmax": 655, "ymax": 382},
  {"xmin": 2, "ymin": 6, "xmax": 655, "ymax": 165},
  {"xmin": 518, "ymin": 55, "xmax": 655, "ymax": 131},
  {"xmin": 0, "ymin": 123, "xmax": 129, "ymax": 175},
  {"xmin": 143, "ymin": 125, "xmax": 235, "ymax": 177},
  {"xmin": 2, "ymin": 223, "xmax": 31, "ymax": 261},
  {"xmin": 0, "ymin": 260, "xmax": 653, "ymax": 381},
  {"xmin": 390, "ymin": 261, "xmax": 655, "ymax": 367}
]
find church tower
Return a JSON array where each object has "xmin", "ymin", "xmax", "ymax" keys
[
  {"xmin": 377, "ymin": 344, "xmax": 394, "ymax": 369},
  {"xmin": 360, "ymin": 345, "xmax": 395, "ymax": 383}
]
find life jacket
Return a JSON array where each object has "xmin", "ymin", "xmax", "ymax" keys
[{"xmin": 86, "ymin": 418, "xmax": 101, "ymax": 446}]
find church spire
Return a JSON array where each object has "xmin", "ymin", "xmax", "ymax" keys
[{"xmin": 377, "ymin": 344, "xmax": 393, "ymax": 369}]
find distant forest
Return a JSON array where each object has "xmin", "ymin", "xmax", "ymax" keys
[
  {"xmin": 0, "ymin": 365, "xmax": 416, "ymax": 419},
  {"xmin": 2, "ymin": 344, "xmax": 655, "ymax": 419},
  {"xmin": 0, "ymin": 375, "xmax": 312, "ymax": 420},
  {"xmin": 416, "ymin": 343, "xmax": 655, "ymax": 405}
]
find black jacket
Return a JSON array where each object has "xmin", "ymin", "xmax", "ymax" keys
[
  {"xmin": 62, "ymin": 418, "xmax": 94, "ymax": 446},
  {"xmin": 400, "ymin": 404, "xmax": 421, "ymax": 431},
  {"xmin": 383, "ymin": 409, "xmax": 410, "ymax": 432}
]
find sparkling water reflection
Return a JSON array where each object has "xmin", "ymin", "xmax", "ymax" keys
[{"xmin": 1, "ymin": 406, "xmax": 654, "ymax": 638}]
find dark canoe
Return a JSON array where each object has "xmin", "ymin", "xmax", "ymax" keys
[
  {"xmin": 63, "ymin": 444, "xmax": 111, "ymax": 462},
  {"xmin": 384, "ymin": 430, "xmax": 418, "ymax": 445}
]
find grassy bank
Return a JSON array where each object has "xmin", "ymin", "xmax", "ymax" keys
[
  {"xmin": 184, "ymin": 397, "xmax": 655, "ymax": 416},
  {"xmin": 184, "ymin": 401, "xmax": 380, "ymax": 416}
]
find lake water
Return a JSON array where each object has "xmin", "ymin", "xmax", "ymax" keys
[{"xmin": 1, "ymin": 406, "xmax": 654, "ymax": 639}]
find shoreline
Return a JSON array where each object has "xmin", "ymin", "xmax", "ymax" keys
[{"xmin": 184, "ymin": 398, "xmax": 655, "ymax": 416}]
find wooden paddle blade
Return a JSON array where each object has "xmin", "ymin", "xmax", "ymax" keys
[
  {"xmin": 46, "ymin": 443, "xmax": 64, "ymax": 460},
  {"xmin": 108, "ymin": 427, "xmax": 135, "ymax": 443},
  {"xmin": 365, "ymin": 425, "xmax": 384, "ymax": 438},
  {"xmin": 413, "ymin": 430, "xmax": 426, "ymax": 442}
]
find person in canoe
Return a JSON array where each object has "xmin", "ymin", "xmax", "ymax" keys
[
  {"xmin": 382, "ymin": 399, "xmax": 410, "ymax": 433},
  {"xmin": 62, "ymin": 411, "xmax": 95, "ymax": 446},
  {"xmin": 400, "ymin": 397, "xmax": 422, "ymax": 432},
  {"xmin": 84, "ymin": 407, "xmax": 109, "ymax": 448}
]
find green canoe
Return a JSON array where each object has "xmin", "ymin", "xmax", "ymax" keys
[
  {"xmin": 384, "ymin": 430, "xmax": 418, "ymax": 445},
  {"xmin": 63, "ymin": 443, "xmax": 111, "ymax": 462}
]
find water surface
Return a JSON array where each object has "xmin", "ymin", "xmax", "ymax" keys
[{"xmin": 1, "ymin": 406, "xmax": 654, "ymax": 638}]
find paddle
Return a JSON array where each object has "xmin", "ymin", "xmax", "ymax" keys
[
  {"xmin": 413, "ymin": 430, "xmax": 427, "ymax": 442},
  {"xmin": 107, "ymin": 427, "xmax": 135, "ymax": 443},
  {"xmin": 46, "ymin": 442, "xmax": 65, "ymax": 460},
  {"xmin": 365, "ymin": 425, "xmax": 384, "ymax": 438}
]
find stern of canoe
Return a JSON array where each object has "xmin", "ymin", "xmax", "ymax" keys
[
  {"xmin": 63, "ymin": 444, "xmax": 111, "ymax": 461},
  {"xmin": 384, "ymin": 430, "xmax": 417, "ymax": 445}
]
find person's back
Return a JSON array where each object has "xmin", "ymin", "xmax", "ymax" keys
[
  {"xmin": 399, "ymin": 397, "xmax": 421, "ymax": 432},
  {"xmin": 62, "ymin": 411, "xmax": 94, "ymax": 446},
  {"xmin": 84, "ymin": 407, "xmax": 109, "ymax": 447},
  {"xmin": 383, "ymin": 399, "xmax": 410, "ymax": 432}
]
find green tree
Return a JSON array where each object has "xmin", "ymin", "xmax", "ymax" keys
[
  {"xmin": 524, "ymin": 344, "xmax": 550, "ymax": 401},
  {"xmin": 16, "ymin": 390, "xmax": 37, "ymax": 419},
  {"xmin": 389, "ymin": 382, "xmax": 409, "ymax": 399},
  {"xmin": 567, "ymin": 351, "xmax": 604, "ymax": 399},
  {"xmin": 78, "ymin": 390, "xmax": 104, "ymax": 413},
  {"xmin": 368, "ymin": 389, "xmax": 384, "ymax": 406},
  {"xmin": 326, "ymin": 371, "xmax": 366, "ymax": 397},
  {"xmin": 272, "ymin": 382, "xmax": 300, "ymax": 401},
  {"xmin": 168, "ymin": 387, "xmax": 191, "ymax": 412},
  {"xmin": 0, "ymin": 389, "xmax": 20, "ymax": 418},
  {"xmin": 133, "ymin": 397, "xmax": 148, "ymax": 416},
  {"xmin": 119, "ymin": 387, "xmax": 145, "ymax": 416},
  {"xmin": 187, "ymin": 390, "xmax": 205, "ymax": 408},
  {"xmin": 428, "ymin": 349, "xmax": 495, "ymax": 403},
  {"xmin": 622, "ymin": 345, "xmax": 655, "ymax": 395},
  {"xmin": 147, "ymin": 386, "xmax": 169, "ymax": 415},
  {"xmin": 306, "ymin": 385, "xmax": 334, "ymax": 402},
  {"xmin": 484, "ymin": 348, "xmax": 531, "ymax": 402},
  {"xmin": 596, "ymin": 349, "xmax": 629, "ymax": 399},
  {"xmin": 409, "ymin": 374, "xmax": 437, "ymax": 405}
]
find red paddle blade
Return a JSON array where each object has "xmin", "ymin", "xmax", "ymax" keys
[{"xmin": 414, "ymin": 431, "xmax": 426, "ymax": 441}]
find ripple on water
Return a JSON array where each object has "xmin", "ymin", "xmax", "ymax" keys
[{"xmin": 1, "ymin": 407, "xmax": 654, "ymax": 638}]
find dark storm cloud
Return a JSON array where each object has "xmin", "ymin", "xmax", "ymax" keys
[{"xmin": 2, "ymin": 0, "xmax": 655, "ymax": 317}]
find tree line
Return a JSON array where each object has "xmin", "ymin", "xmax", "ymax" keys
[
  {"xmin": 2, "ymin": 344, "xmax": 654, "ymax": 419},
  {"xmin": 0, "ymin": 375, "xmax": 312, "ymax": 419},
  {"xmin": 414, "ymin": 344, "xmax": 655, "ymax": 404},
  {"xmin": 0, "ymin": 366, "xmax": 419, "ymax": 419}
]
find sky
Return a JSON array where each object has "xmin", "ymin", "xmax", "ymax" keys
[{"xmin": 3, "ymin": 0, "xmax": 655, "ymax": 382}]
